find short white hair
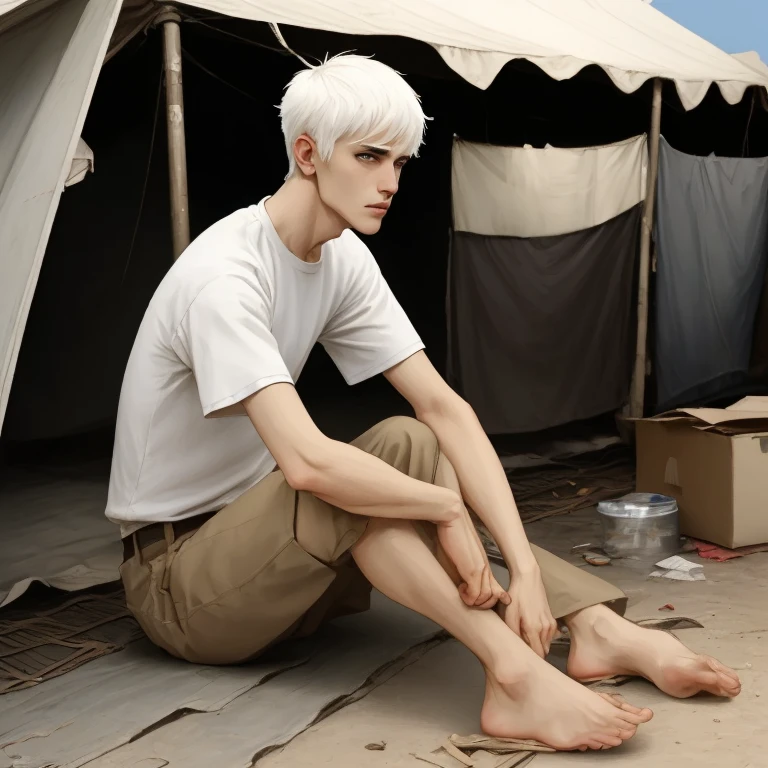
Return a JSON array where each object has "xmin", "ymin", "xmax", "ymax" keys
[{"xmin": 279, "ymin": 53, "xmax": 429, "ymax": 178}]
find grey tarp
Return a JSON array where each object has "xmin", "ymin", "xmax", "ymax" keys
[
  {"xmin": 447, "ymin": 205, "xmax": 640, "ymax": 434},
  {"xmin": 655, "ymin": 137, "xmax": 768, "ymax": 410},
  {"xmin": 0, "ymin": 591, "xmax": 442, "ymax": 768}
]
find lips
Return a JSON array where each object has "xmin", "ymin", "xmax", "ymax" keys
[{"xmin": 366, "ymin": 203, "xmax": 390, "ymax": 210}]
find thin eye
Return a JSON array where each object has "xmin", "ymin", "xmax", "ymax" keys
[{"xmin": 357, "ymin": 152, "xmax": 377, "ymax": 161}]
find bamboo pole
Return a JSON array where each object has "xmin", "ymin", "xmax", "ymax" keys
[
  {"xmin": 159, "ymin": 7, "xmax": 190, "ymax": 260},
  {"xmin": 629, "ymin": 78, "xmax": 663, "ymax": 418}
]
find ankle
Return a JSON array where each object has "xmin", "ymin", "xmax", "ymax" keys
[
  {"xmin": 566, "ymin": 603, "xmax": 621, "ymax": 635},
  {"xmin": 486, "ymin": 655, "xmax": 535, "ymax": 688}
]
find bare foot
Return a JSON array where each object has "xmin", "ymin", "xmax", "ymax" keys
[
  {"xmin": 566, "ymin": 605, "xmax": 742, "ymax": 699},
  {"xmin": 481, "ymin": 653, "xmax": 653, "ymax": 751}
]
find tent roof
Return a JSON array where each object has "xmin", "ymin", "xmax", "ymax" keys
[
  {"xmin": 3, "ymin": 0, "xmax": 768, "ymax": 110},
  {"xmin": 116, "ymin": 0, "xmax": 768, "ymax": 111},
  {"xmin": 733, "ymin": 51, "xmax": 768, "ymax": 80}
]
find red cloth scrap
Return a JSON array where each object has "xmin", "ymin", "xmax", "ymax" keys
[{"xmin": 692, "ymin": 539, "xmax": 768, "ymax": 562}]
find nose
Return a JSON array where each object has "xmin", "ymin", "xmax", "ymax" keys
[{"xmin": 379, "ymin": 163, "xmax": 399, "ymax": 197}]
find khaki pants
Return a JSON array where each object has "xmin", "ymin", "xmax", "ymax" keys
[{"xmin": 120, "ymin": 416, "xmax": 626, "ymax": 665}]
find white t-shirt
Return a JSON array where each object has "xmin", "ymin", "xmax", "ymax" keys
[{"xmin": 106, "ymin": 198, "xmax": 424, "ymax": 537}]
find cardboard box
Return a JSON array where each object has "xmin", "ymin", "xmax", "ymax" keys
[{"xmin": 636, "ymin": 399, "xmax": 768, "ymax": 549}]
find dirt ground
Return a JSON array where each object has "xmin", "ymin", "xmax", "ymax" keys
[{"xmin": 259, "ymin": 508, "xmax": 768, "ymax": 767}]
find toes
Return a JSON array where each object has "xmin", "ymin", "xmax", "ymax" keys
[
  {"xmin": 718, "ymin": 678, "xmax": 742, "ymax": 698},
  {"xmin": 600, "ymin": 692, "xmax": 635, "ymax": 710},
  {"xmin": 617, "ymin": 726, "xmax": 637, "ymax": 741},
  {"xmin": 599, "ymin": 694, "xmax": 654, "ymax": 721},
  {"xmin": 598, "ymin": 734, "xmax": 624, "ymax": 748},
  {"xmin": 617, "ymin": 708, "xmax": 653, "ymax": 726},
  {"xmin": 707, "ymin": 657, "xmax": 741, "ymax": 685},
  {"xmin": 705, "ymin": 659, "xmax": 741, "ymax": 697},
  {"xmin": 582, "ymin": 740, "xmax": 605, "ymax": 751},
  {"xmin": 717, "ymin": 670, "xmax": 741, "ymax": 690},
  {"xmin": 635, "ymin": 707, "xmax": 654, "ymax": 723},
  {"xmin": 692, "ymin": 666, "xmax": 721, "ymax": 691}
]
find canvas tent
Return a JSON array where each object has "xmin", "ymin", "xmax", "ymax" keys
[
  {"xmin": 3, "ymin": 0, "xmax": 768, "ymax": 439},
  {"xmin": 0, "ymin": 0, "xmax": 767, "ymax": 605},
  {"xmin": 3, "ymin": 7, "xmax": 768, "ymax": 756}
]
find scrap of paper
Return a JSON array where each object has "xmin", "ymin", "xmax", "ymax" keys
[{"xmin": 650, "ymin": 555, "xmax": 706, "ymax": 581}]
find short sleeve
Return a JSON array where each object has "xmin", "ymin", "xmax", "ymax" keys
[
  {"xmin": 172, "ymin": 276, "xmax": 293, "ymax": 415},
  {"xmin": 319, "ymin": 244, "xmax": 424, "ymax": 385}
]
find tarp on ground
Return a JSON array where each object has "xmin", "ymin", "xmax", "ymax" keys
[
  {"xmin": 655, "ymin": 137, "xmax": 768, "ymax": 410},
  {"xmin": 451, "ymin": 135, "xmax": 648, "ymax": 238},
  {"xmin": 447, "ymin": 205, "xmax": 641, "ymax": 434}
]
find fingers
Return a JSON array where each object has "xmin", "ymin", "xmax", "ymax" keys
[
  {"xmin": 459, "ymin": 574, "xmax": 484, "ymax": 607},
  {"xmin": 475, "ymin": 566, "xmax": 493, "ymax": 606},
  {"xmin": 474, "ymin": 569, "xmax": 499, "ymax": 610},
  {"xmin": 523, "ymin": 623, "xmax": 546, "ymax": 658},
  {"xmin": 519, "ymin": 616, "xmax": 557, "ymax": 658},
  {"xmin": 458, "ymin": 582, "xmax": 475, "ymax": 607},
  {"xmin": 472, "ymin": 579, "xmax": 510, "ymax": 610},
  {"xmin": 461, "ymin": 569, "xmax": 483, "ymax": 606},
  {"xmin": 542, "ymin": 619, "xmax": 558, "ymax": 656},
  {"xmin": 505, "ymin": 606, "xmax": 522, "ymax": 637},
  {"xmin": 476, "ymin": 594, "xmax": 499, "ymax": 610},
  {"xmin": 493, "ymin": 578, "xmax": 511, "ymax": 606},
  {"xmin": 540, "ymin": 629, "xmax": 550, "ymax": 657},
  {"xmin": 461, "ymin": 567, "xmax": 502, "ymax": 609}
]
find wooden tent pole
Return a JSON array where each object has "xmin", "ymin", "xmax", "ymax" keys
[
  {"xmin": 629, "ymin": 78, "xmax": 663, "ymax": 418},
  {"xmin": 159, "ymin": 6, "xmax": 190, "ymax": 260}
]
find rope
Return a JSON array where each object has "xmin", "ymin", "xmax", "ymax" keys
[{"xmin": 120, "ymin": 57, "xmax": 164, "ymax": 287}]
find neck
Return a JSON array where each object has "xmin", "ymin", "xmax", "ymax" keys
[{"xmin": 264, "ymin": 175, "xmax": 346, "ymax": 263}]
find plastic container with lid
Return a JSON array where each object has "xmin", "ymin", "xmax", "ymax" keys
[{"xmin": 597, "ymin": 493, "xmax": 680, "ymax": 560}]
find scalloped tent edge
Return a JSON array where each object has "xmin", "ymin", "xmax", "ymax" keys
[{"xmin": 104, "ymin": 0, "xmax": 768, "ymax": 111}]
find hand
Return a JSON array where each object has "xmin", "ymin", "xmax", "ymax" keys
[
  {"xmin": 499, "ymin": 566, "xmax": 558, "ymax": 658},
  {"xmin": 458, "ymin": 570, "xmax": 511, "ymax": 610},
  {"xmin": 437, "ymin": 515, "xmax": 511, "ymax": 610}
]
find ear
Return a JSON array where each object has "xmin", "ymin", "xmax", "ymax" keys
[{"xmin": 293, "ymin": 134, "xmax": 318, "ymax": 177}]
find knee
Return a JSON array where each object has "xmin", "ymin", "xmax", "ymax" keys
[
  {"xmin": 378, "ymin": 416, "xmax": 437, "ymax": 451},
  {"xmin": 368, "ymin": 416, "xmax": 439, "ymax": 480}
]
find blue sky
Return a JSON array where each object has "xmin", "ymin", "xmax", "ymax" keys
[{"xmin": 653, "ymin": 0, "xmax": 768, "ymax": 61}]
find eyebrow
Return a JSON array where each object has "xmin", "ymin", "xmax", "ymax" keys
[{"xmin": 360, "ymin": 145, "xmax": 410, "ymax": 161}]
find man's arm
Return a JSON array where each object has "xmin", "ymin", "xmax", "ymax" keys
[
  {"xmin": 384, "ymin": 352, "xmax": 557, "ymax": 654},
  {"xmin": 242, "ymin": 382, "xmax": 499, "ymax": 606},
  {"xmin": 242, "ymin": 383, "xmax": 459, "ymax": 523},
  {"xmin": 384, "ymin": 351, "xmax": 537, "ymax": 575}
]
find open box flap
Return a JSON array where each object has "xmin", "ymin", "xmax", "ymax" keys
[{"xmin": 644, "ymin": 404, "xmax": 768, "ymax": 434}]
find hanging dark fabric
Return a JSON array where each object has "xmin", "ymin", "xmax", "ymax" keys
[
  {"xmin": 655, "ymin": 138, "xmax": 768, "ymax": 410},
  {"xmin": 447, "ymin": 205, "xmax": 641, "ymax": 434}
]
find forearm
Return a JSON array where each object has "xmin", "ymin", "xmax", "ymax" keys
[
  {"xmin": 421, "ymin": 403, "xmax": 538, "ymax": 575},
  {"xmin": 299, "ymin": 438, "xmax": 461, "ymax": 524}
]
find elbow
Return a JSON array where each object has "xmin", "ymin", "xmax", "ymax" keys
[
  {"xmin": 453, "ymin": 396, "xmax": 476, "ymax": 420},
  {"xmin": 281, "ymin": 440, "xmax": 330, "ymax": 493},
  {"xmin": 282, "ymin": 461, "xmax": 318, "ymax": 493},
  {"xmin": 442, "ymin": 492, "xmax": 464, "ymax": 524},
  {"xmin": 419, "ymin": 392, "xmax": 475, "ymax": 424}
]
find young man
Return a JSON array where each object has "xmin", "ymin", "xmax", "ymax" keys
[{"xmin": 107, "ymin": 55, "xmax": 740, "ymax": 752}]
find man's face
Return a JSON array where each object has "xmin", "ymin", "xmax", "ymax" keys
[{"xmin": 313, "ymin": 133, "xmax": 411, "ymax": 235}]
